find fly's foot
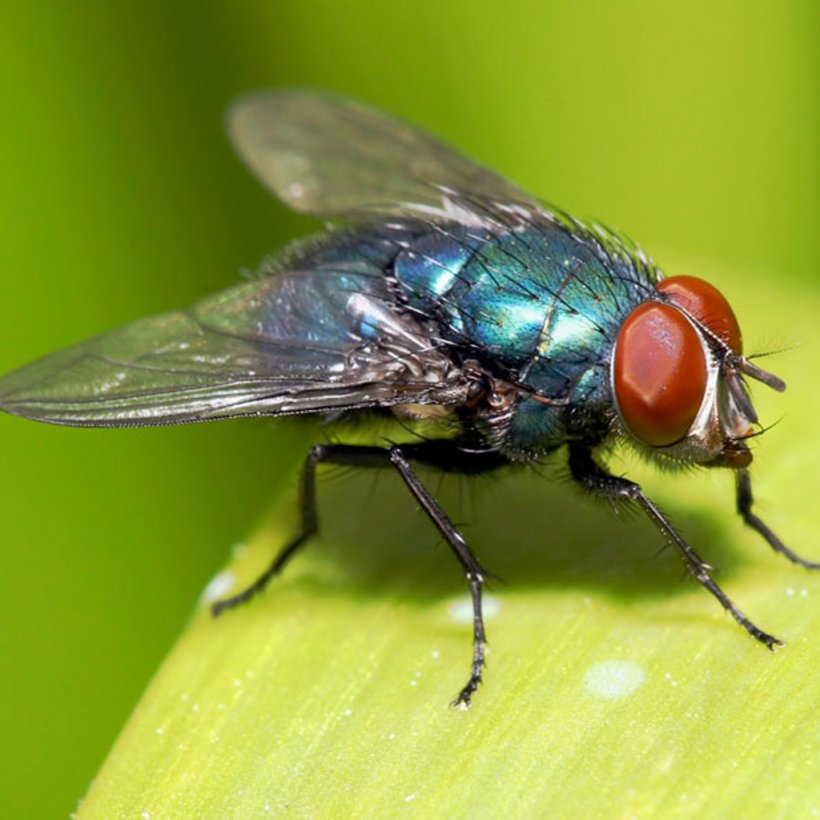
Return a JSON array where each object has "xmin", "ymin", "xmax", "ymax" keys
[
  {"xmin": 720, "ymin": 595, "xmax": 785, "ymax": 651},
  {"xmin": 211, "ymin": 577, "xmax": 267, "ymax": 617},
  {"xmin": 451, "ymin": 679, "xmax": 479, "ymax": 710},
  {"xmin": 450, "ymin": 651, "xmax": 485, "ymax": 710},
  {"xmin": 753, "ymin": 629, "xmax": 785, "ymax": 652}
]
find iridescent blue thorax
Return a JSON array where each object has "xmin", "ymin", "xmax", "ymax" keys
[
  {"xmin": 291, "ymin": 216, "xmax": 658, "ymax": 457},
  {"xmin": 393, "ymin": 218, "xmax": 657, "ymax": 455}
]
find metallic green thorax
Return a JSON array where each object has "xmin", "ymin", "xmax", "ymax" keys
[{"xmin": 320, "ymin": 215, "xmax": 657, "ymax": 457}]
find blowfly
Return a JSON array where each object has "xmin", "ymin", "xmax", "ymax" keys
[{"xmin": 0, "ymin": 90, "xmax": 813, "ymax": 707}]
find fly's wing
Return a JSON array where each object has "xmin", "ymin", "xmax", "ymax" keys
[
  {"xmin": 228, "ymin": 89, "xmax": 541, "ymax": 221},
  {"xmin": 0, "ymin": 267, "xmax": 469, "ymax": 427}
]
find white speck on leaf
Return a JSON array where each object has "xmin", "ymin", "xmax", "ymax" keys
[
  {"xmin": 584, "ymin": 661, "xmax": 645, "ymax": 699},
  {"xmin": 449, "ymin": 594, "xmax": 500, "ymax": 624},
  {"xmin": 201, "ymin": 571, "xmax": 235, "ymax": 604}
]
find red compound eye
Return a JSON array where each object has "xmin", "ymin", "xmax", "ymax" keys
[
  {"xmin": 613, "ymin": 302, "xmax": 708, "ymax": 447},
  {"xmin": 657, "ymin": 275, "xmax": 742, "ymax": 354}
]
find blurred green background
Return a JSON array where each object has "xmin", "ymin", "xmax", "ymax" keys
[{"xmin": 0, "ymin": 3, "xmax": 816, "ymax": 817}]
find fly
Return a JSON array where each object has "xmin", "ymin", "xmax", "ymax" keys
[{"xmin": 0, "ymin": 89, "xmax": 814, "ymax": 707}]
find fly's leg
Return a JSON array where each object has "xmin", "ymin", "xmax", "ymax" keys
[
  {"xmin": 387, "ymin": 446, "xmax": 493, "ymax": 709},
  {"xmin": 568, "ymin": 442, "xmax": 783, "ymax": 650},
  {"xmin": 736, "ymin": 469, "xmax": 820, "ymax": 569},
  {"xmin": 213, "ymin": 440, "xmax": 500, "ymax": 708},
  {"xmin": 212, "ymin": 443, "xmax": 331, "ymax": 616}
]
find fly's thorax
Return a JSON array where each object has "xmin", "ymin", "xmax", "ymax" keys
[
  {"xmin": 610, "ymin": 275, "xmax": 785, "ymax": 469},
  {"xmin": 388, "ymin": 220, "xmax": 661, "ymax": 459},
  {"xmin": 393, "ymin": 221, "xmax": 651, "ymax": 365}
]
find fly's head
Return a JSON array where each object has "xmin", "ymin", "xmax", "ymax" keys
[{"xmin": 610, "ymin": 275, "xmax": 785, "ymax": 470}]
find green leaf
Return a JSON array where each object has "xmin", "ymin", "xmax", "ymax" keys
[{"xmin": 79, "ymin": 275, "xmax": 820, "ymax": 818}]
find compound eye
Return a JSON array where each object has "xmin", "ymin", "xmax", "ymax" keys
[
  {"xmin": 657, "ymin": 275, "xmax": 742, "ymax": 354},
  {"xmin": 613, "ymin": 302, "xmax": 708, "ymax": 447}
]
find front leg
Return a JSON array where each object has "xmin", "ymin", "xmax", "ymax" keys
[
  {"xmin": 736, "ymin": 469, "xmax": 820, "ymax": 569},
  {"xmin": 568, "ymin": 442, "xmax": 783, "ymax": 650}
]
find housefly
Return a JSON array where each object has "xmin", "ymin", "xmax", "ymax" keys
[{"xmin": 0, "ymin": 89, "xmax": 814, "ymax": 707}]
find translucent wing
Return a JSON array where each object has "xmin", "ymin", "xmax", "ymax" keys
[
  {"xmin": 228, "ymin": 88, "xmax": 541, "ymax": 220},
  {"xmin": 0, "ymin": 262, "xmax": 469, "ymax": 427}
]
